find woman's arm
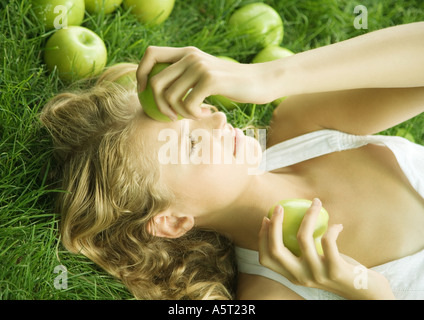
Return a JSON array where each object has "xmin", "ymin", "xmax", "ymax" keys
[
  {"xmin": 136, "ymin": 23, "xmax": 424, "ymax": 120},
  {"xmin": 261, "ymin": 22, "xmax": 424, "ymax": 99},
  {"xmin": 268, "ymin": 87, "xmax": 424, "ymax": 144}
]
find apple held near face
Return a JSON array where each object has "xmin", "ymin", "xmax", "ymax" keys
[
  {"xmin": 32, "ymin": 0, "xmax": 85, "ymax": 30},
  {"xmin": 206, "ymin": 56, "xmax": 241, "ymax": 110},
  {"xmin": 113, "ymin": 66, "xmax": 137, "ymax": 90},
  {"xmin": 229, "ymin": 2, "xmax": 284, "ymax": 49},
  {"xmin": 44, "ymin": 26, "xmax": 107, "ymax": 81},
  {"xmin": 138, "ymin": 63, "xmax": 184, "ymax": 122},
  {"xmin": 85, "ymin": 0, "xmax": 123, "ymax": 14},
  {"xmin": 123, "ymin": 0, "xmax": 175, "ymax": 26},
  {"xmin": 268, "ymin": 199, "xmax": 329, "ymax": 257},
  {"xmin": 101, "ymin": 63, "xmax": 137, "ymax": 90}
]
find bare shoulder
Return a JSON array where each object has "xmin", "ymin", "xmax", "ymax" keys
[
  {"xmin": 267, "ymin": 95, "xmax": 323, "ymax": 148},
  {"xmin": 236, "ymin": 272, "xmax": 304, "ymax": 300}
]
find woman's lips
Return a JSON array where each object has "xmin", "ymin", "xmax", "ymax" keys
[{"xmin": 222, "ymin": 123, "xmax": 243, "ymax": 157}]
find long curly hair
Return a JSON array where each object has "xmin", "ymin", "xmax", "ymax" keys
[{"xmin": 39, "ymin": 63, "xmax": 237, "ymax": 300}]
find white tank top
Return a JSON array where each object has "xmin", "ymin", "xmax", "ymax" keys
[{"xmin": 236, "ymin": 129, "xmax": 424, "ymax": 300}]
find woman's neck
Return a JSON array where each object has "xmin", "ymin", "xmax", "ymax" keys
[{"xmin": 204, "ymin": 170, "xmax": 308, "ymax": 251}]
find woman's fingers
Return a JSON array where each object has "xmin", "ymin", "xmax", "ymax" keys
[
  {"xmin": 182, "ymin": 75, "xmax": 213, "ymax": 119},
  {"xmin": 136, "ymin": 46, "xmax": 198, "ymax": 92},
  {"xmin": 267, "ymin": 205, "xmax": 285, "ymax": 256},
  {"xmin": 137, "ymin": 46, "xmax": 215, "ymax": 120},
  {"xmin": 258, "ymin": 205, "xmax": 298, "ymax": 280},
  {"xmin": 321, "ymin": 224, "xmax": 344, "ymax": 264},
  {"xmin": 297, "ymin": 198, "xmax": 324, "ymax": 275},
  {"xmin": 161, "ymin": 65, "xmax": 204, "ymax": 120}
]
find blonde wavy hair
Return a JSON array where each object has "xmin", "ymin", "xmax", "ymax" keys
[{"xmin": 40, "ymin": 63, "xmax": 237, "ymax": 300}]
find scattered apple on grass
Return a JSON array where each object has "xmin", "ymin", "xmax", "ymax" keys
[
  {"xmin": 85, "ymin": 0, "xmax": 123, "ymax": 14},
  {"xmin": 44, "ymin": 26, "xmax": 107, "ymax": 81},
  {"xmin": 206, "ymin": 56, "xmax": 241, "ymax": 110},
  {"xmin": 268, "ymin": 199, "xmax": 329, "ymax": 257},
  {"xmin": 123, "ymin": 0, "xmax": 175, "ymax": 26},
  {"xmin": 228, "ymin": 2, "xmax": 284, "ymax": 49},
  {"xmin": 32, "ymin": 0, "xmax": 85, "ymax": 30},
  {"xmin": 252, "ymin": 45, "xmax": 294, "ymax": 63}
]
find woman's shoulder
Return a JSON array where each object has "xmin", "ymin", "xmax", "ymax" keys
[{"xmin": 267, "ymin": 98, "xmax": 323, "ymax": 149}]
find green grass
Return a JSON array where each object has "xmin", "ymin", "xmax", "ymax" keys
[{"xmin": 1, "ymin": 0, "xmax": 423, "ymax": 300}]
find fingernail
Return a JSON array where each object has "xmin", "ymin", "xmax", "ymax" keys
[
  {"xmin": 277, "ymin": 205, "xmax": 283, "ymax": 214},
  {"xmin": 313, "ymin": 198, "xmax": 321, "ymax": 206}
]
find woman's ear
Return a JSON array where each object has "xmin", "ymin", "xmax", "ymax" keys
[{"xmin": 147, "ymin": 209, "xmax": 194, "ymax": 238}]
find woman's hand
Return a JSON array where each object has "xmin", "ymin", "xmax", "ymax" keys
[
  {"xmin": 136, "ymin": 46, "xmax": 274, "ymax": 120},
  {"xmin": 258, "ymin": 199, "xmax": 395, "ymax": 300}
]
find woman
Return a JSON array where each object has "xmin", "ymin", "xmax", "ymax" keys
[{"xmin": 40, "ymin": 22, "xmax": 424, "ymax": 299}]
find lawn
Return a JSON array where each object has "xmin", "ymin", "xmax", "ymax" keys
[{"xmin": 1, "ymin": 0, "xmax": 423, "ymax": 300}]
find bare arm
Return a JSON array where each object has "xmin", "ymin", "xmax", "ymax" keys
[
  {"xmin": 261, "ymin": 22, "xmax": 424, "ymax": 99},
  {"xmin": 136, "ymin": 23, "xmax": 424, "ymax": 121},
  {"xmin": 266, "ymin": 22, "xmax": 424, "ymax": 139},
  {"xmin": 269, "ymin": 87, "xmax": 424, "ymax": 145}
]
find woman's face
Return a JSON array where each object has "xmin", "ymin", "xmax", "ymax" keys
[{"xmin": 135, "ymin": 100, "xmax": 263, "ymax": 219}]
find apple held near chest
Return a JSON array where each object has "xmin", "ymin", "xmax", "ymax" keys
[
  {"xmin": 268, "ymin": 199, "xmax": 329, "ymax": 257},
  {"xmin": 44, "ymin": 26, "xmax": 107, "ymax": 81}
]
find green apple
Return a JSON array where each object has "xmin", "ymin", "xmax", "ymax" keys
[
  {"xmin": 138, "ymin": 63, "xmax": 184, "ymax": 122},
  {"xmin": 44, "ymin": 26, "xmax": 107, "ymax": 81},
  {"xmin": 228, "ymin": 2, "xmax": 284, "ymax": 49},
  {"xmin": 395, "ymin": 128, "xmax": 416, "ymax": 143},
  {"xmin": 206, "ymin": 56, "xmax": 241, "ymax": 110},
  {"xmin": 252, "ymin": 45, "xmax": 294, "ymax": 106},
  {"xmin": 32, "ymin": 0, "xmax": 85, "ymax": 30},
  {"xmin": 85, "ymin": 0, "xmax": 123, "ymax": 14},
  {"xmin": 268, "ymin": 199, "xmax": 329, "ymax": 257},
  {"xmin": 123, "ymin": 0, "xmax": 175, "ymax": 26},
  {"xmin": 109, "ymin": 63, "xmax": 137, "ymax": 90},
  {"xmin": 252, "ymin": 45, "xmax": 294, "ymax": 64}
]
